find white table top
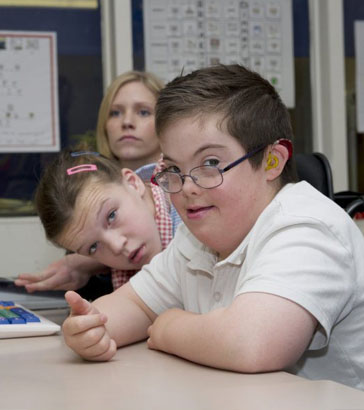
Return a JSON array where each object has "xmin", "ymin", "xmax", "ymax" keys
[{"xmin": 1, "ymin": 334, "xmax": 364, "ymax": 410}]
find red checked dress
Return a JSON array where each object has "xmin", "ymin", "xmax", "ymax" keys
[{"xmin": 110, "ymin": 184, "xmax": 175, "ymax": 289}]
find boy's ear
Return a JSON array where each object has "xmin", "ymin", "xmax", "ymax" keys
[
  {"xmin": 120, "ymin": 168, "xmax": 146, "ymax": 196},
  {"xmin": 264, "ymin": 142, "xmax": 290, "ymax": 181}
]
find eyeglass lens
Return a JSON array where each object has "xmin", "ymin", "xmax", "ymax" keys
[{"xmin": 158, "ymin": 166, "xmax": 223, "ymax": 193}]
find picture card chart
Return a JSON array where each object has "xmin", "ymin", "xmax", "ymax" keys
[
  {"xmin": 0, "ymin": 31, "xmax": 60, "ymax": 152},
  {"xmin": 355, "ymin": 21, "xmax": 364, "ymax": 133},
  {"xmin": 143, "ymin": 0, "xmax": 295, "ymax": 107}
]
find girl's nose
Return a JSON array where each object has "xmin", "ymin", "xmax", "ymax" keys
[{"xmin": 105, "ymin": 232, "xmax": 127, "ymax": 255}]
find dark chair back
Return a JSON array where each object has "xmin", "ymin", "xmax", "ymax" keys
[
  {"xmin": 295, "ymin": 152, "xmax": 335, "ymax": 200},
  {"xmin": 295, "ymin": 152, "xmax": 364, "ymax": 218}
]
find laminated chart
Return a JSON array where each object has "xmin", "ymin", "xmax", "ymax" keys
[
  {"xmin": 0, "ymin": 31, "xmax": 59, "ymax": 152},
  {"xmin": 143, "ymin": 0, "xmax": 294, "ymax": 107}
]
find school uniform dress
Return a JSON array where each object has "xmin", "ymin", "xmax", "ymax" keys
[{"xmin": 130, "ymin": 181, "xmax": 364, "ymax": 390}]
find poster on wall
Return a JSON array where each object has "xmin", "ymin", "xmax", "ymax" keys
[
  {"xmin": 355, "ymin": 21, "xmax": 364, "ymax": 133},
  {"xmin": 143, "ymin": 0, "xmax": 295, "ymax": 108},
  {"xmin": 0, "ymin": 30, "xmax": 60, "ymax": 153},
  {"xmin": 0, "ymin": 0, "xmax": 97, "ymax": 7}
]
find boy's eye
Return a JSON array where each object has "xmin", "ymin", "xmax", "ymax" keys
[
  {"xmin": 108, "ymin": 210, "xmax": 116, "ymax": 224},
  {"xmin": 203, "ymin": 158, "xmax": 220, "ymax": 167},
  {"xmin": 166, "ymin": 165, "xmax": 181, "ymax": 173},
  {"xmin": 89, "ymin": 242, "xmax": 98, "ymax": 255}
]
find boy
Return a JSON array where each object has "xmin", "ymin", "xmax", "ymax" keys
[{"xmin": 62, "ymin": 65, "xmax": 364, "ymax": 390}]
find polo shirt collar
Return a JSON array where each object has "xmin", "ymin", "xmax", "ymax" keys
[{"xmin": 178, "ymin": 224, "xmax": 252, "ymax": 274}]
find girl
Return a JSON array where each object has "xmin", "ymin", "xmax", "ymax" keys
[
  {"xmin": 16, "ymin": 71, "xmax": 179, "ymax": 293},
  {"xmin": 16, "ymin": 150, "xmax": 180, "ymax": 292}
]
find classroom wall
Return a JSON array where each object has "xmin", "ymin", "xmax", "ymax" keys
[
  {"xmin": 1, "ymin": 1, "xmax": 363, "ymax": 275},
  {"xmin": 0, "ymin": 4, "xmax": 103, "ymax": 276},
  {"xmin": 1, "ymin": 216, "xmax": 65, "ymax": 278}
]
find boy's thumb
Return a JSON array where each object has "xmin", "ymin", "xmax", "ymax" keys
[{"xmin": 64, "ymin": 290, "xmax": 95, "ymax": 316}]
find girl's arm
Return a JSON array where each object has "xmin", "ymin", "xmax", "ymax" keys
[{"xmin": 15, "ymin": 253, "xmax": 109, "ymax": 292}]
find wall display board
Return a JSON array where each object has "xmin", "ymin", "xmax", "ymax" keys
[
  {"xmin": 143, "ymin": 0, "xmax": 295, "ymax": 108},
  {"xmin": 355, "ymin": 21, "xmax": 364, "ymax": 133},
  {"xmin": 0, "ymin": 0, "xmax": 97, "ymax": 7},
  {"xmin": 0, "ymin": 30, "xmax": 59, "ymax": 152}
]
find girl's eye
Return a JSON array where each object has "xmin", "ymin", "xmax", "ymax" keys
[
  {"xmin": 108, "ymin": 210, "xmax": 116, "ymax": 224},
  {"xmin": 89, "ymin": 243, "xmax": 98, "ymax": 255},
  {"xmin": 139, "ymin": 109, "xmax": 151, "ymax": 117},
  {"xmin": 203, "ymin": 158, "xmax": 220, "ymax": 167}
]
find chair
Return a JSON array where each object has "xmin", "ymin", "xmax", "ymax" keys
[
  {"xmin": 295, "ymin": 152, "xmax": 335, "ymax": 200},
  {"xmin": 295, "ymin": 152, "xmax": 364, "ymax": 218}
]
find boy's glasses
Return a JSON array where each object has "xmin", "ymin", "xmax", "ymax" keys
[{"xmin": 152, "ymin": 145, "xmax": 265, "ymax": 194}]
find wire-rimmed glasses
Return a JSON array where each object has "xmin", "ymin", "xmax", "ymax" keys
[{"xmin": 152, "ymin": 145, "xmax": 265, "ymax": 194}]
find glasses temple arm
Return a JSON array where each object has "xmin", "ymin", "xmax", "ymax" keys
[{"xmin": 222, "ymin": 145, "xmax": 266, "ymax": 173}]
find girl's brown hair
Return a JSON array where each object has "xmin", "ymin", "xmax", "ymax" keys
[{"xmin": 35, "ymin": 149, "xmax": 122, "ymax": 244}]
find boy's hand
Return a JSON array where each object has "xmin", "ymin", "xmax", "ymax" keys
[
  {"xmin": 147, "ymin": 308, "xmax": 184, "ymax": 353},
  {"xmin": 62, "ymin": 291, "xmax": 117, "ymax": 361}
]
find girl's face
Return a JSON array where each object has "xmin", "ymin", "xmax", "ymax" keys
[
  {"xmin": 57, "ymin": 171, "xmax": 162, "ymax": 270},
  {"xmin": 106, "ymin": 81, "xmax": 161, "ymax": 170}
]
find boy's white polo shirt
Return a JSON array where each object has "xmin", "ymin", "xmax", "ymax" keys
[{"xmin": 130, "ymin": 181, "xmax": 364, "ymax": 389}]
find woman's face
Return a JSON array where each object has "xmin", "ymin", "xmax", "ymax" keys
[{"xmin": 106, "ymin": 81, "xmax": 161, "ymax": 170}]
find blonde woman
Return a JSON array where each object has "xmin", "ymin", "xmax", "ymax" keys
[{"xmin": 96, "ymin": 70, "xmax": 164, "ymax": 172}]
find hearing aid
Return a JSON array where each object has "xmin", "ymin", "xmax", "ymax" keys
[{"xmin": 265, "ymin": 152, "xmax": 279, "ymax": 171}]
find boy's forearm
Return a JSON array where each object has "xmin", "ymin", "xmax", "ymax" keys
[
  {"xmin": 150, "ymin": 294, "xmax": 316, "ymax": 373},
  {"xmin": 149, "ymin": 308, "xmax": 256, "ymax": 372},
  {"xmin": 93, "ymin": 283, "xmax": 157, "ymax": 348}
]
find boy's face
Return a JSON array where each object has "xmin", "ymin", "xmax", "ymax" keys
[
  {"xmin": 160, "ymin": 114, "xmax": 276, "ymax": 259},
  {"xmin": 57, "ymin": 176, "xmax": 162, "ymax": 270}
]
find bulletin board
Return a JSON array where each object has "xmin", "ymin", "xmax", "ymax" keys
[
  {"xmin": 0, "ymin": 31, "xmax": 60, "ymax": 153},
  {"xmin": 0, "ymin": 5, "xmax": 103, "ymax": 206},
  {"xmin": 143, "ymin": 0, "xmax": 295, "ymax": 108}
]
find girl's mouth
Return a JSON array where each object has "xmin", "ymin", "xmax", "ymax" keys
[{"xmin": 128, "ymin": 245, "xmax": 145, "ymax": 264}]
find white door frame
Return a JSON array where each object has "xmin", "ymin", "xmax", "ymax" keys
[
  {"xmin": 100, "ymin": 0, "xmax": 133, "ymax": 91},
  {"xmin": 309, "ymin": 0, "xmax": 348, "ymax": 191}
]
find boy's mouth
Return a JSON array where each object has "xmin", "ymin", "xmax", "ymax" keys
[{"xmin": 186, "ymin": 206, "xmax": 214, "ymax": 219}]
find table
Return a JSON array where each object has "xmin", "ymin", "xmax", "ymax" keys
[{"xmin": 1, "ymin": 332, "xmax": 364, "ymax": 410}]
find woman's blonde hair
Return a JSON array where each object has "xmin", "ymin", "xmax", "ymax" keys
[{"xmin": 96, "ymin": 70, "xmax": 164, "ymax": 161}]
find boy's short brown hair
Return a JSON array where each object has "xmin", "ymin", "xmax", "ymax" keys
[{"xmin": 155, "ymin": 64, "xmax": 297, "ymax": 185}]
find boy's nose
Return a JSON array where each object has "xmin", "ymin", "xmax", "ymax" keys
[{"xmin": 181, "ymin": 175, "xmax": 201, "ymax": 196}]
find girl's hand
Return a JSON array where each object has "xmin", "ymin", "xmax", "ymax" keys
[{"xmin": 15, "ymin": 255, "xmax": 103, "ymax": 292}]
